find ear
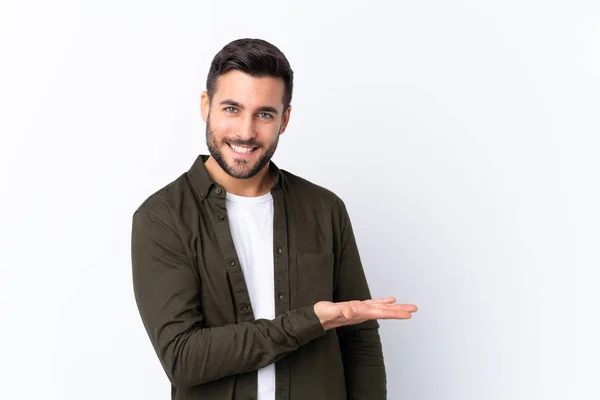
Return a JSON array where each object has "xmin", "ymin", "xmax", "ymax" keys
[
  {"xmin": 279, "ymin": 105, "xmax": 292, "ymax": 135},
  {"xmin": 200, "ymin": 91, "xmax": 210, "ymax": 123}
]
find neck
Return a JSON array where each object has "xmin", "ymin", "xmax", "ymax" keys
[{"xmin": 204, "ymin": 156, "xmax": 275, "ymax": 197}]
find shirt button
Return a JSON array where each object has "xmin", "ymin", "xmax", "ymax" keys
[
  {"xmin": 200, "ymin": 192, "xmax": 205, "ymax": 198},
  {"xmin": 279, "ymin": 293, "xmax": 285, "ymax": 301},
  {"xmin": 218, "ymin": 214, "xmax": 225, "ymax": 221},
  {"xmin": 229, "ymin": 259, "xmax": 236, "ymax": 267},
  {"xmin": 240, "ymin": 304, "xmax": 249, "ymax": 311},
  {"xmin": 277, "ymin": 247, "xmax": 282, "ymax": 255},
  {"xmin": 215, "ymin": 187, "xmax": 222, "ymax": 194}
]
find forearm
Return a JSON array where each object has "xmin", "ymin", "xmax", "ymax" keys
[
  {"xmin": 131, "ymin": 209, "xmax": 325, "ymax": 388},
  {"xmin": 339, "ymin": 324, "xmax": 387, "ymax": 399},
  {"xmin": 143, "ymin": 306, "xmax": 324, "ymax": 388}
]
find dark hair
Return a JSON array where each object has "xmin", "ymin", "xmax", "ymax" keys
[{"xmin": 206, "ymin": 38, "xmax": 294, "ymax": 111}]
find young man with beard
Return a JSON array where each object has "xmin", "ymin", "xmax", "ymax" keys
[{"xmin": 131, "ymin": 38, "xmax": 417, "ymax": 400}]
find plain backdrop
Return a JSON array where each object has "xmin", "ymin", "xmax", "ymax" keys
[{"xmin": 1, "ymin": 1, "xmax": 599, "ymax": 399}]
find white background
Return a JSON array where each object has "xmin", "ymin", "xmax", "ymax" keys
[{"xmin": 1, "ymin": 1, "xmax": 599, "ymax": 399}]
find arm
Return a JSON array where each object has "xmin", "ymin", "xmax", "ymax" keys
[
  {"xmin": 333, "ymin": 198, "xmax": 387, "ymax": 399},
  {"xmin": 131, "ymin": 209, "xmax": 325, "ymax": 388}
]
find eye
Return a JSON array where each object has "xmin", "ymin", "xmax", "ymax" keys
[
  {"xmin": 257, "ymin": 112, "xmax": 273, "ymax": 119},
  {"xmin": 224, "ymin": 107, "xmax": 238, "ymax": 113}
]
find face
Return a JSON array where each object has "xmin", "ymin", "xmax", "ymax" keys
[{"xmin": 201, "ymin": 70, "xmax": 291, "ymax": 179}]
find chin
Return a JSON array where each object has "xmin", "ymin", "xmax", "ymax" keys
[{"xmin": 221, "ymin": 154, "xmax": 262, "ymax": 179}]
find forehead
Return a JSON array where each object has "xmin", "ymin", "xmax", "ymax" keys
[{"xmin": 213, "ymin": 70, "xmax": 285, "ymax": 109}]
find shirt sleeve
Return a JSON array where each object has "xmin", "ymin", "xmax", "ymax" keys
[
  {"xmin": 131, "ymin": 208, "xmax": 325, "ymax": 388},
  {"xmin": 333, "ymin": 198, "xmax": 388, "ymax": 400}
]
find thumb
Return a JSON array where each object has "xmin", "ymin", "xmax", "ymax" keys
[{"xmin": 341, "ymin": 306, "xmax": 354, "ymax": 320}]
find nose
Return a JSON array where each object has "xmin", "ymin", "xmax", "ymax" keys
[{"xmin": 235, "ymin": 114, "xmax": 256, "ymax": 141}]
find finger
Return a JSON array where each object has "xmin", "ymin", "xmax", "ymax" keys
[
  {"xmin": 401, "ymin": 304, "xmax": 418, "ymax": 312},
  {"xmin": 363, "ymin": 297, "xmax": 397, "ymax": 305},
  {"xmin": 375, "ymin": 309, "xmax": 413, "ymax": 320},
  {"xmin": 371, "ymin": 304, "xmax": 418, "ymax": 313},
  {"xmin": 369, "ymin": 303, "xmax": 418, "ymax": 312},
  {"xmin": 359, "ymin": 306, "xmax": 417, "ymax": 320}
]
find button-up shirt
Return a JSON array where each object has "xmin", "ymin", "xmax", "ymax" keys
[{"xmin": 131, "ymin": 155, "xmax": 387, "ymax": 400}]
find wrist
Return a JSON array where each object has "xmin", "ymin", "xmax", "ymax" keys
[{"xmin": 313, "ymin": 302, "xmax": 337, "ymax": 331}]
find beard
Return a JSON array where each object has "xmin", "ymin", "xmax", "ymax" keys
[{"xmin": 205, "ymin": 116, "xmax": 280, "ymax": 179}]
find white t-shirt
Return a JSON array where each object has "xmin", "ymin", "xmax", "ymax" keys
[{"xmin": 226, "ymin": 191, "xmax": 275, "ymax": 400}]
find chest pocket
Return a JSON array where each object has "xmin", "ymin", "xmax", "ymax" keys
[{"xmin": 297, "ymin": 252, "xmax": 335, "ymax": 306}]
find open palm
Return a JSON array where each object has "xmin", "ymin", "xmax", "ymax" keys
[{"xmin": 314, "ymin": 297, "xmax": 418, "ymax": 331}]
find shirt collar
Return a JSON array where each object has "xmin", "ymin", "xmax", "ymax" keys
[{"xmin": 186, "ymin": 154, "xmax": 287, "ymax": 201}]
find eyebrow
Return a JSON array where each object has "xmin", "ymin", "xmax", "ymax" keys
[{"xmin": 219, "ymin": 99, "xmax": 279, "ymax": 115}]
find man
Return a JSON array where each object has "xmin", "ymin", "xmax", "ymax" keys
[{"xmin": 131, "ymin": 38, "xmax": 417, "ymax": 400}]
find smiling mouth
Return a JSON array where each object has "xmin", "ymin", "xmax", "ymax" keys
[{"xmin": 228, "ymin": 142, "xmax": 257, "ymax": 155}]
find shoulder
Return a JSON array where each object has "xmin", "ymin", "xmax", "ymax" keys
[
  {"xmin": 133, "ymin": 172, "xmax": 192, "ymax": 221},
  {"xmin": 280, "ymin": 169, "xmax": 347, "ymax": 211}
]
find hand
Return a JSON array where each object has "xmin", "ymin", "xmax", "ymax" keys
[{"xmin": 313, "ymin": 297, "xmax": 418, "ymax": 331}]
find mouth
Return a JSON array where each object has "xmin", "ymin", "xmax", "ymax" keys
[{"xmin": 227, "ymin": 142, "xmax": 258, "ymax": 156}]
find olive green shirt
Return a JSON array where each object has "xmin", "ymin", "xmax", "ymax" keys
[{"xmin": 131, "ymin": 155, "xmax": 387, "ymax": 399}]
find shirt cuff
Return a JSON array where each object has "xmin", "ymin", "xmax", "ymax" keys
[{"xmin": 288, "ymin": 306, "xmax": 326, "ymax": 346}]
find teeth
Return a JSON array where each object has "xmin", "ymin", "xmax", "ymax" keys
[{"xmin": 230, "ymin": 144, "xmax": 254, "ymax": 154}]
